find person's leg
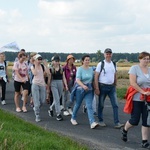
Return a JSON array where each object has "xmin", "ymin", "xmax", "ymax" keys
[
  {"xmin": 39, "ymin": 85, "xmax": 46, "ymax": 105},
  {"xmin": 97, "ymin": 84, "xmax": 107, "ymax": 123},
  {"xmin": 85, "ymin": 90, "xmax": 95, "ymax": 125},
  {"xmin": 108, "ymin": 86, "xmax": 119, "ymax": 124},
  {"xmin": 71, "ymin": 89, "xmax": 84, "ymax": 121},
  {"xmin": 1, "ymin": 80, "xmax": 6, "ymax": 100},
  {"xmin": 32, "ymin": 84, "xmax": 40, "ymax": 117},
  {"xmin": 14, "ymin": 81, "xmax": 21, "ymax": 111},
  {"xmin": 51, "ymin": 81, "xmax": 61, "ymax": 115},
  {"xmin": 122, "ymin": 101, "xmax": 141, "ymax": 142}
]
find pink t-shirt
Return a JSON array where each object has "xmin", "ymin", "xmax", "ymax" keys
[
  {"xmin": 31, "ymin": 65, "xmax": 46, "ymax": 86},
  {"xmin": 13, "ymin": 61, "xmax": 28, "ymax": 82}
]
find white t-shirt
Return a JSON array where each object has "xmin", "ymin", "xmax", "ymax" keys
[{"xmin": 95, "ymin": 60, "xmax": 116, "ymax": 84}]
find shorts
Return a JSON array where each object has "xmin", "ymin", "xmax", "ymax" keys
[{"xmin": 14, "ymin": 80, "xmax": 29, "ymax": 92}]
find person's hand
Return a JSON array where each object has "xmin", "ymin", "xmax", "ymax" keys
[
  {"xmin": 83, "ymin": 85, "xmax": 88, "ymax": 91},
  {"xmin": 43, "ymin": 59, "xmax": 48, "ymax": 66},
  {"xmin": 145, "ymin": 91, "xmax": 150, "ymax": 96},
  {"xmin": 95, "ymin": 88, "xmax": 100, "ymax": 95}
]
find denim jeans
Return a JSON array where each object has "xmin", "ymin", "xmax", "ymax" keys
[
  {"xmin": 72, "ymin": 88, "xmax": 95, "ymax": 125},
  {"xmin": 98, "ymin": 83, "xmax": 119, "ymax": 124}
]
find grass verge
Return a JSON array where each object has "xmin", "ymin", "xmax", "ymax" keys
[{"xmin": 0, "ymin": 109, "xmax": 88, "ymax": 150}]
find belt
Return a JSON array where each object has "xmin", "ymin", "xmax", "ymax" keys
[{"xmin": 99, "ymin": 83, "xmax": 114, "ymax": 86}]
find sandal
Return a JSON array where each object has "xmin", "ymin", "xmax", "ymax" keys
[
  {"xmin": 16, "ymin": 107, "xmax": 21, "ymax": 112},
  {"xmin": 22, "ymin": 106, "xmax": 27, "ymax": 113}
]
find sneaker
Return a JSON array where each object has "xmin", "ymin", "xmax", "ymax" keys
[
  {"xmin": 56, "ymin": 114, "xmax": 63, "ymax": 121},
  {"xmin": 67, "ymin": 108, "xmax": 73, "ymax": 115},
  {"xmin": 91, "ymin": 122, "xmax": 99, "ymax": 129},
  {"xmin": 70, "ymin": 118, "xmax": 78, "ymax": 125},
  {"xmin": 114, "ymin": 123, "xmax": 124, "ymax": 129},
  {"xmin": 83, "ymin": 105, "xmax": 87, "ymax": 113},
  {"xmin": 141, "ymin": 142, "xmax": 150, "ymax": 149},
  {"xmin": 48, "ymin": 110, "xmax": 53, "ymax": 117},
  {"xmin": 63, "ymin": 110, "xmax": 70, "ymax": 116},
  {"xmin": 121, "ymin": 128, "xmax": 128, "ymax": 142},
  {"xmin": 99, "ymin": 121, "xmax": 106, "ymax": 127},
  {"xmin": 1, "ymin": 100, "xmax": 6, "ymax": 105},
  {"xmin": 35, "ymin": 115, "xmax": 41, "ymax": 122}
]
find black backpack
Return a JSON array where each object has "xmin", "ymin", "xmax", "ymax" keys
[{"xmin": 100, "ymin": 60, "xmax": 116, "ymax": 74}]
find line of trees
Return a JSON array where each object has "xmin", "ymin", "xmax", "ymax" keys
[{"xmin": 4, "ymin": 50, "xmax": 140, "ymax": 62}]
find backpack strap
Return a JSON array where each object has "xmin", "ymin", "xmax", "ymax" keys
[{"xmin": 33, "ymin": 64, "xmax": 45, "ymax": 72}]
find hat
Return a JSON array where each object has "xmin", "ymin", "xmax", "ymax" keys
[
  {"xmin": 51, "ymin": 55, "xmax": 60, "ymax": 61},
  {"xmin": 66, "ymin": 54, "xmax": 75, "ymax": 62},
  {"xmin": 104, "ymin": 48, "xmax": 112, "ymax": 53},
  {"xmin": 33, "ymin": 54, "xmax": 42, "ymax": 60}
]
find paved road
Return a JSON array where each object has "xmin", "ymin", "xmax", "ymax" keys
[{"xmin": 0, "ymin": 81, "xmax": 148, "ymax": 150}]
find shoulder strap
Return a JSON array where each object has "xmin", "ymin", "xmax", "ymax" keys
[
  {"xmin": 33, "ymin": 64, "xmax": 44, "ymax": 72},
  {"xmin": 4, "ymin": 60, "xmax": 7, "ymax": 68},
  {"xmin": 100, "ymin": 60, "xmax": 104, "ymax": 73},
  {"xmin": 41, "ymin": 64, "xmax": 45, "ymax": 72},
  {"xmin": 112, "ymin": 61, "xmax": 116, "ymax": 71}
]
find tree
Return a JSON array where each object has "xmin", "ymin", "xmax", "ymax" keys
[
  {"xmin": 96, "ymin": 50, "xmax": 102, "ymax": 62},
  {"xmin": 92, "ymin": 57, "xmax": 96, "ymax": 62}
]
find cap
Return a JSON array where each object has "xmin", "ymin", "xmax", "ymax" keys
[
  {"xmin": 33, "ymin": 54, "xmax": 42, "ymax": 60},
  {"xmin": 51, "ymin": 55, "xmax": 60, "ymax": 61},
  {"xmin": 66, "ymin": 54, "xmax": 75, "ymax": 62},
  {"xmin": 104, "ymin": 48, "xmax": 112, "ymax": 53}
]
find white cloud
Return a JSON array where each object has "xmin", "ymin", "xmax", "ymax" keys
[{"xmin": 0, "ymin": 0, "xmax": 150, "ymax": 53}]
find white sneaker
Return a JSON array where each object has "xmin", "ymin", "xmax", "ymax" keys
[
  {"xmin": 67, "ymin": 108, "xmax": 73, "ymax": 115},
  {"xmin": 91, "ymin": 122, "xmax": 99, "ymax": 129},
  {"xmin": 70, "ymin": 118, "xmax": 78, "ymax": 125},
  {"xmin": 1, "ymin": 100, "xmax": 6, "ymax": 105},
  {"xmin": 63, "ymin": 110, "xmax": 70, "ymax": 116},
  {"xmin": 99, "ymin": 121, "xmax": 106, "ymax": 127}
]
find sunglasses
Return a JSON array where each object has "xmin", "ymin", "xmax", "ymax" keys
[{"xmin": 38, "ymin": 58, "xmax": 42, "ymax": 60}]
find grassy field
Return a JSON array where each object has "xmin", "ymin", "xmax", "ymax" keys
[{"xmin": 0, "ymin": 109, "xmax": 88, "ymax": 150}]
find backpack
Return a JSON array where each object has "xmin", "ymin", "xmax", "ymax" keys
[{"xmin": 100, "ymin": 60, "xmax": 116, "ymax": 74}]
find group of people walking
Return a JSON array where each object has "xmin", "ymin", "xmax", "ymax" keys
[{"xmin": 1, "ymin": 49, "xmax": 150, "ymax": 149}]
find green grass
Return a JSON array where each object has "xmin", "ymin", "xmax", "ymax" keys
[
  {"xmin": 0, "ymin": 109, "xmax": 88, "ymax": 150},
  {"xmin": 117, "ymin": 87, "xmax": 127, "ymax": 100}
]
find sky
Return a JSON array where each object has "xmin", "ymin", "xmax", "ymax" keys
[{"xmin": 0, "ymin": 0, "xmax": 150, "ymax": 53}]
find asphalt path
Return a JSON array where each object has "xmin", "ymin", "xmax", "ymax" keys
[{"xmin": 0, "ymin": 81, "xmax": 148, "ymax": 150}]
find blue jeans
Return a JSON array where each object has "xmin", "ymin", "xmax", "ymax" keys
[
  {"xmin": 72, "ymin": 88, "xmax": 95, "ymax": 125},
  {"xmin": 98, "ymin": 83, "xmax": 119, "ymax": 124}
]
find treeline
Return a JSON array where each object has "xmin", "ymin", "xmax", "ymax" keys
[{"xmin": 4, "ymin": 51, "xmax": 140, "ymax": 62}]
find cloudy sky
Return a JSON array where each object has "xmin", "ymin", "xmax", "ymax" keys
[{"xmin": 0, "ymin": 0, "xmax": 150, "ymax": 53}]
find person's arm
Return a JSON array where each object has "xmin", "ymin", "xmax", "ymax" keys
[
  {"xmin": 76, "ymin": 78, "xmax": 88, "ymax": 91},
  {"xmin": 129, "ymin": 74, "xmax": 145, "ymax": 94},
  {"xmin": 63, "ymin": 72, "xmax": 68, "ymax": 91},
  {"xmin": 94, "ymin": 72, "xmax": 100, "ymax": 95}
]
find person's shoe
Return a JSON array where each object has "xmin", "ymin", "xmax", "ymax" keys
[
  {"xmin": 99, "ymin": 121, "xmax": 106, "ymax": 127},
  {"xmin": 141, "ymin": 142, "xmax": 150, "ymax": 149},
  {"xmin": 1, "ymin": 100, "xmax": 6, "ymax": 105},
  {"xmin": 48, "ymin": 110, "xmax": 53, "ymax": 117},
  {"xmin": 121, "ymin": 128, "xmax": 128, "ymax": 142},
  {"xmin": 114, "ymin": 123, "xmax": 124, "ymax": 129},
  {"xmin": 83, "ymin": 105, "xmax": 87, "ymax": 113},
  {"xmin": 63, "ymin": 110, "xmax": 70, "ymax": 116},
  {"xmin": 22, "ymin": 106, "xmax": 27, "ymax": 113},
  {"xmin": 67, "ymin": 108, "xmax": 73, "ymax": 115},
  {"xmin": 35, "ymin": 115, "xmax": 41, "ymax": 122},
  {"xmin": 70, "ymin": 118, "xmax": 78, "ymax": 125},
  {"xmin": 16, "ymin": 107, "xmax": 21, "ymax": 112},
  {"xmin": 56, "ymin": 114, "xmax": 63, "ymax": 121},
  {"xmin": 91, "ymin": 122, "xmax": 99, "ymax": 129}
]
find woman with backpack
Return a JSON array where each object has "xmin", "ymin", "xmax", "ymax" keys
[{"xmin": 48, "ymin": 55, "xmax": 68, "ymax": 121}]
